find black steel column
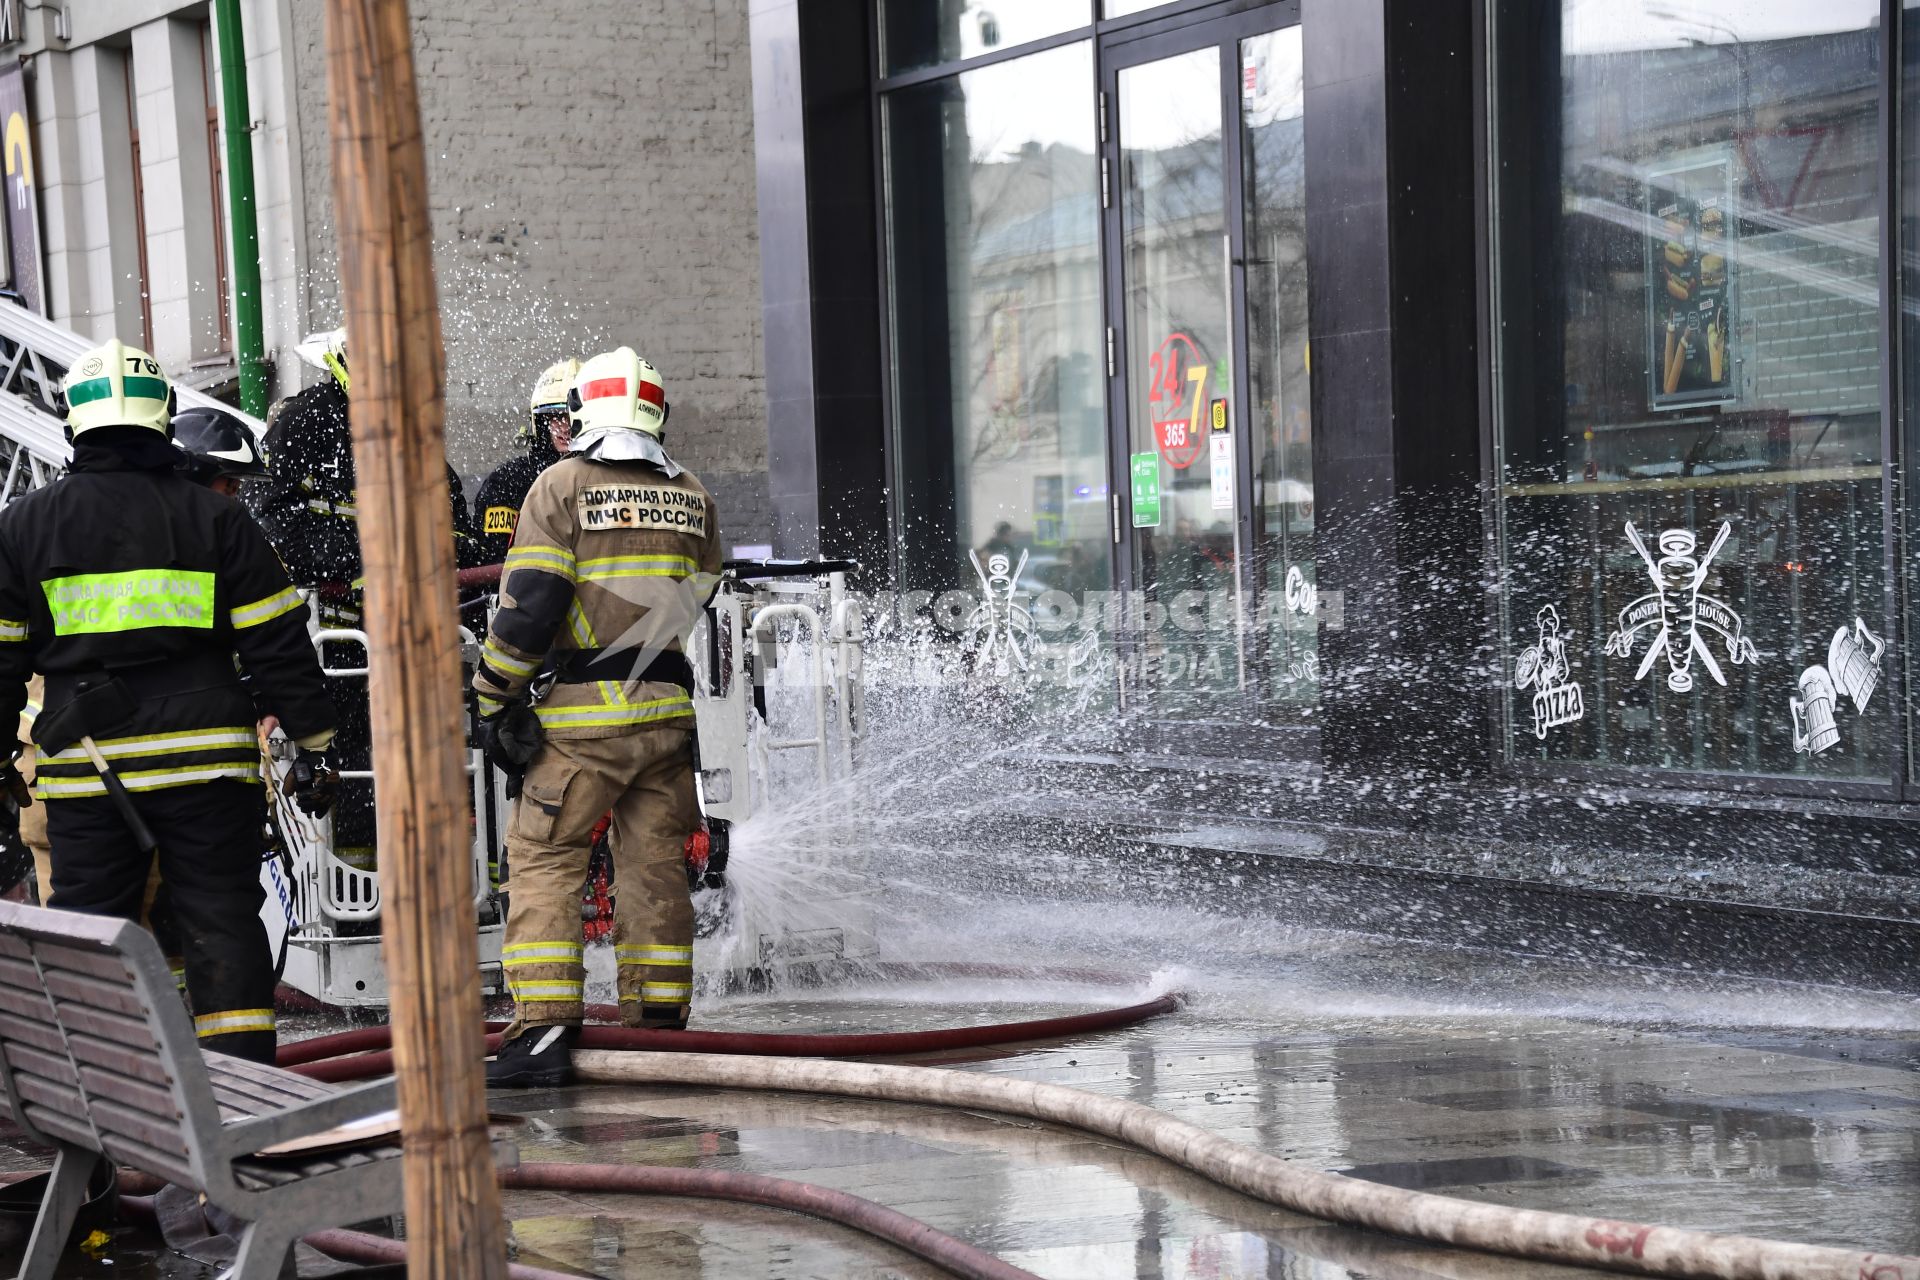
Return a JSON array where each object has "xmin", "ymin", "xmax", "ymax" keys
[{"xmin": 1304, "ymin": 0, "xmax": 1487, "ymax": 774}]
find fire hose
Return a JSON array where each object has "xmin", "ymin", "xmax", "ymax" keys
[
  {"xmin": 568, "ymin": 1051, "xmax": 1920, "ymax": 1280},
  {"xmin": 267, "ymin": 995, "xmax": 1920, "ymax": 1277},
  {"xmin": 117, "ymin": 1167, "xmax": 1040, "ymax": 1280},
  {"xmin": 279, "ymin": 994, "xmax": 1183, "ymax": 1080}
]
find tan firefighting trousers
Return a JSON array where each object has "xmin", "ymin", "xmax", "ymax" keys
[{"xmin": 502, "ymin": 726, "xmax": 698, "ymax": 1034}]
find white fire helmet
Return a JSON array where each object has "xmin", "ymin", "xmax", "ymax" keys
[
  {"xmin": 62, "ymin": 339, "xmax": 174, "ymax": 438},
  {"xmin": 295, "ymin": 327, "xmax": 349, "ymax": 392},
  {"xmin": 523, "ymin": 357, "xmax": 582, "ymax": 442},
  {"xmin": 568, "ymin": 349, "xmax": 679, "ymax": 474},
  {"xmin": 569, "ymin": 348, "xmax": 666, "ymax": 440}
]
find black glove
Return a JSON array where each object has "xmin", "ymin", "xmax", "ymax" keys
[
  {"xmin": 0, "ymin": 743, "xmax": 29, "ymax": 811},
  {"xmin": 283, "ymin": 748, "xmax": 340, "ymax": 818},
  {"xmin": 0, "ymin": 744, "xmax": 33, "ymax": 895},
  {"xmin": 0, "ymin": 803, "xmax": 28, "ymax": 896},
  {"xmin": 477, "ymin": 701, "xmax": 544, "ymax": 786}
]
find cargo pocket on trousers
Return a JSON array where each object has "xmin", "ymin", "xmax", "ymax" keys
[{"xmin": 511, "ymin": 765, "xmax": 578, "ymax": 846}]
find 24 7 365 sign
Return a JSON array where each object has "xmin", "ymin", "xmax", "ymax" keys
[{"xmin": 1149, "ymin": 332, "xmax": 1209, "ymax": 469}]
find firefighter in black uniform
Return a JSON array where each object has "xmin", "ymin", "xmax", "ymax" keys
[
  {"xmin": 472, "ymin": 358, "xmax": 580, "ymax": 566},
  {"xmin": 252, "ymin": 329, "xmax": 481, "ymax": 870},
  {"xmin": 253, "ymin": 328, "xmax": 484, "ymax": 606},
  {"xmin": 0, "ymin": 340, "xmax": 338, "ymax": 1064}
]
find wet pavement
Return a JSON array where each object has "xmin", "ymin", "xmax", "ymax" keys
[
  {"xmin": 489, "ymin": 1000, "xmax": 1920, "ymax": 1279},
  {"xmin": 0, "ymin": 973, "xmax": 1915, "ymax": 1278}
]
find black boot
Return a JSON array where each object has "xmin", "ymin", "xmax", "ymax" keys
[{"xmin": 487, "ymin": 1024, "xmax": 578, "ymax": 1088}]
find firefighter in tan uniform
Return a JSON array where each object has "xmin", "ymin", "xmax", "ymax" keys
[
  {"xmin": 10, "ymin": 676, "xmax": 47, "ymax": 891},
  {"xmin": 475, "ymin": 347, "xmax": 721, "ymax": 1087}
]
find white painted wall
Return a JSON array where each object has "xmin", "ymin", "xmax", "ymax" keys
[
  {"xmin": 33, "ymin": 45, "xmax": 144, "ymax": 342},
  {"xmin": 130, "ymin": 16, "xmax": 223, "ymax": 372}
]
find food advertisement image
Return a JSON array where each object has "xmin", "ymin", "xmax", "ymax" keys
[{"xmin": 1645, "ymin": 153, "xmax": 1735, "ymax": 410}]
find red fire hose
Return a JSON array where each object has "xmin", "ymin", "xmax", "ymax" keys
[
  {"xmin": 498, "ymin": 1165, "xmax": 1038, "ymax": 1280},
  {"xmin": 119, "ymin": 1164, "xmax": 1038, "ymax": 1279},
  {"xmin": 284, "ymin": 993, "xmax": 1181, "ymax": 1083},
  {"xmin": 117, "ymin": 1193, "xmax": 579, "ymax": 1280}
]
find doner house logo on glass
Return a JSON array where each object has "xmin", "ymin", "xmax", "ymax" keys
[{"xmin": 42, "ymin": 569, "xmax": 217, "ymax": 635}]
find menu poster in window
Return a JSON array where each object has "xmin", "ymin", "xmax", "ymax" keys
[{"xmin": 1645, "ymin": 153, "xmax": 1736, "ymax": 411}]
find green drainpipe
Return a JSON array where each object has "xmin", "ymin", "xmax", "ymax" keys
[{"xmin": 214, "ymin": 0, "xmax": 266, "ymax": 418}]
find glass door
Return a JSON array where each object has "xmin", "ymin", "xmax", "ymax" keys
[
  {"xmin": 1240, "ymin": 27, "xmax": 1315, "ymax": 717},
  {"xmin": 1105, "ymin": 15, "xmax": 1311, "ymax": 732},
  {"xmin": 1115, "ymin": 43, "xmax": 1236, "ymax": 720}
]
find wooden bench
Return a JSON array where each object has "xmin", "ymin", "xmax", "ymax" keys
[{"xmin": 0, "ymin": 900, "xmax": 405, "ymax": 1279}]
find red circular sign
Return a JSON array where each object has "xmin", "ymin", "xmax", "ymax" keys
[{"xmin": 1148, "ymin": 332, "xmax": 1207, "ymax": 469}]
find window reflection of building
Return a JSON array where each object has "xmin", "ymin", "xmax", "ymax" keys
[
  {"xmin": 885, "ymin": 41, "xmax": 1110, "ymax": 600},
  {"xmin": 1493, "ymin": 1, "xmax": 1889, "ymax": 782}
]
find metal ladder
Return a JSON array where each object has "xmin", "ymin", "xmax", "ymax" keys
[{"xmin": 0, "ymin": 301, "xmax": 263, "ymax": 509}]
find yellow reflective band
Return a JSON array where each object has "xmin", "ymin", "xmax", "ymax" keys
[
  {"xmin": 36, "ymin": 762, "xmax": 260, "ymax": 798},
  {"xmin": 501, "ymin": 942, "xmax": 584, "ymax": 965},
  {"xmin": 43, "ymin": 569, "xmax": 215, "ymax": 636},
  {"xmin": 195, "ymin": 1008, "xmax": 275, "ymax": 1038},
  {"xmin": 616, "ymin": 944, "xmax": 693, "ymax": 965},
  {"xmin": 230, "ymin": 586, "xmax": 306, "ymax": 630},
  {"xmin": 639, "ymin": 982, "xmax": 692, "ymax": 1001},
  {"xmin": 482, "ymin": 638, "xmax": 539, "ymax": 679},
  {"xmin": 577, "ymin": 554, "xmax": 697, "ymax": 581},
  {"xmin": 476, "ymin": 694, "xmax": 505, "ymax": 715},
  {"xmin": 0, "ymin": 618, "xmax": 26, "ymax": 642},
  {"xmin": 535, "ymin": 695, "xmax": 693, "ymax": 729},
  {"xmin": 504, "ymin": 545, "xmax": 576, "ymax": 579},
  {"xmin": 565, "ymin": 602, "xmax": 597, "ymax": 648},
  {"xmin": 39, "ymin": 727, "xmax": 258, "ymax": 765},
  {"xmin": 305, "ymin": 497, "xmax": 358, "ymax": 518},
  {"xmin": 509, "ymin": 980, "xmax": 584, "ymax": 1002}
]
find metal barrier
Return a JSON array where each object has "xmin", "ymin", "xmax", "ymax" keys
[{"xmin": 302, "ymin": 623, "xmax": 492, "ymax": 923}]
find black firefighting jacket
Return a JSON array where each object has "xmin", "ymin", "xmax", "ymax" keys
[
  {"xmin": 471, "ymin": 438, "xmax": 561, "ymax": 566},
  {"xmin": 0, "ymin": 431, "xmax": 336, "ymax": 800},
  {"xmin": 254, "ymin": 378, "xmax": 482, "ymax": 588}
]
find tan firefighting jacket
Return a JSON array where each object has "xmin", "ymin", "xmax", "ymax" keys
[{"xmin": 473, "ymin": 454, "xmax": 722, "ymax": 739}]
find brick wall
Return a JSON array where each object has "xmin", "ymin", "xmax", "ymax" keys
[
  {"xmin": 1740, "ymin": 219, "xmax": 1879, "ymax": 417},
  {"xmin": 286, "ymin": 0, "xmax": 771, "ymax": 546}
]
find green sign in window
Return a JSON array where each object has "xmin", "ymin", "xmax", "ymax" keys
[
  {"xmin": 1130, "ymin": 452, "xmax": 1161, "ymax": 528},
  {"xmin": 42, "ymin": 569, "xmax": 217, "ymax": 636}
]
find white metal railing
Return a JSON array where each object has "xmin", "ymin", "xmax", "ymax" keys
[
  {"xmin": 752, "ymin": 602, "xmax": 831, "ymax": 784},
  {"xmin": 301, "ymin": 620, "xmax": 492, "ymax": 923}
]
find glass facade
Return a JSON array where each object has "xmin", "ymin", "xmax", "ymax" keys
[
  {"xmin": 881, "ymin": 0, "xmax": 1092, "ymax": 75},
  {"xmin": 883, "ymin": 42, "xmax": 1111, "ymax": 602},
  {"xmin": 1491, "ymin": 0, "xmax": 1892, "ymax": 784},
  {"xmin": 877, "ymin": 3, "xmax": 1313, "ymax": 721}
]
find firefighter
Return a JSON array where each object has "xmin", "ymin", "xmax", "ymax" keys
[
  {"xmin": 252, "ymin": 328, "xmax": 481, "ymax": 871},
  {"xmin": 475, "ymin": 347, "xmax": 721, "ymax": 1087},
  {"xmin": 254, "ymin": 327, "xmax": 484, "ymax": 603},
  {"xmin": 0, "ymin": 675, "xmax": 43, "ymax": 897},
  {"xmin": 0, "ymin": 340, "xmax": 338, "ymax": 1064},
  {"xmin": 473, "ymin": 359, "xmax": 582, "ymax": 566},
  {"xmin": 172, "ymin": 404, "xmax": 272, "ymax": 498}
]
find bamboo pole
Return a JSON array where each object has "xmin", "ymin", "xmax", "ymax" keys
[{"xmin": 322, "ymin": 4, "xmax": 508, "ymax": 1278}]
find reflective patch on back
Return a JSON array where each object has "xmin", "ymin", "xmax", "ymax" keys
[{"xmin": 577, "ymin": 483, "xmax": 708, "ymax": 537}]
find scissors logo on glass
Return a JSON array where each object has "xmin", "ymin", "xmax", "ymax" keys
[{"xmin": 1603, "ymin": 521, "xmax": 1757, "ymax": 692}]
